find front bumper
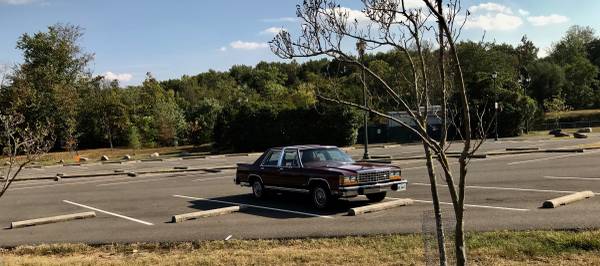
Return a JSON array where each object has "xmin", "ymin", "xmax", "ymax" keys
[{"xmin": 338, "ymin": 180, "xmax": 407, "ymax": 197}]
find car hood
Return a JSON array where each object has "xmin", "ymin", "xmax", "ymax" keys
[{"xmin": 303, "ymin": 161, "xmax": 397, "ymax": 174}]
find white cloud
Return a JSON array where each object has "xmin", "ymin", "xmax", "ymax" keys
[
  {"xmin": 218, "ymin": 46, "xmax": 227, "ymax": 52},
  {"xmin": 397, "ymin": 0, "xmax": 426, "ymax": 9},
  {"xmin": 518, "ymin": 9, "xmax": 529, "ymax": 16},
  {"xmin": 537, "ymin": 47, "xmax": 550, "ymax": 58},
  {"xmin": 465, "ymin": 13, "xmax": 523, "ymax": 31},
  {"xmin": 229, "ymin": 40, "xmax": 268, "ymax": 50},
  {"xmin": 261, "ymin": 17, "xmax": 297, "ymax": 23},
  {"xmin": 329, "ymin": 7, "xmax": 370, "ymax": 23},
  {"xmin": 527, "ymin": 14, "xmax": 569, "ymax": 26},
  {"xmin": 260, "ymin": 27, "xmax": 286, "ymax": 36},
  {"xmin": 104, "ymin": 71, "xmax": 133, "ymax": 82},
  {"xmin": 0, "ymin": 0, "xmax": 37, "ymax": 5},
  {"xmin": 464, "ymin": 2, "xmax": 522, "ymax": 31},
  {"xmin": 469, "ymin": 2, "xmax": 513, "ymax": 14}
]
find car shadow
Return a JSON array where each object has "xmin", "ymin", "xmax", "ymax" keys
[{"xmin": 181, "ymin": 192, "xmax": 378, "ymax": 219}]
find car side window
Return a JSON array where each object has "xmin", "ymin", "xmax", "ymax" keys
[
  {"xmin": 315, "ymin": 151, "xmax": 327, "ymax": 161},
  {"xmin": 263, "ymin": 150, "xmax": 282, "ymax": 166},
  {"xmin": 282, "ymin": 150, "xmax": 300, "ymax": 168}
]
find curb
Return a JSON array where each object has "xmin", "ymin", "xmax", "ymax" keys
[
  {"xmin": 544, "ymin": 148, "xmax": 584, "ymax": 153},
  {"xmin": 225, "ymin": 153, "xmax": 250, "ymax": 158},
  {"xmin": 172, "ymin": 206, "xmax": 246, "ymax": 222},
  {"xmin": 487, "ymin": 150, "xmax": 543, "ymax": 156},
  {"xmin": 101, "ymin": 161, "xmax": 123, "ymax": 165},
  {"xmin": 348, "ymin": 198, "xmax": 413, "ymax": 216},
  {"xmin": 13, "ymin": 165, "xmax": 237, "ymax": 182},
  {"xmin": 182, "ymin": 155, "xmax": 207, "ymax": 160},
  {"xmin": 506, "ymin": 147, "xmax": 539, "ymax": 151},
  {"xmin": 383, "ymin": 144, "xmax": 401, "ymax": 148},
  {"xmin": 140, "ymin": 158, "xmax": 164, "ymax": 162},
  {"xmin": 11, "ymin": 211, "xmax": 96, "ymax": 229},
  {"xmin": 447, "ymin": 154, "xmax": 487, "ymax": 159},
  {"xmin": 542, "ymin": 191, "xmax": 595, "ymax": 208}
]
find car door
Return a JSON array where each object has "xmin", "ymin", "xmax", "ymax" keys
[
  {"xmin": 259, "ymin": 149, "xmax": 283, "ymax": 187},
  {"xmin": 279, "ymin": 149, "xmax": 308, "ymax": 189}
]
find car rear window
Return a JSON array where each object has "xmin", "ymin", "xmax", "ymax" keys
[
  {"xmin": 301, "ymin": 148, "xmax": 353, "ymax": 164},
  {"xmin": 263, "ymin": 150, "xmax": 282, "ymax": 166}
]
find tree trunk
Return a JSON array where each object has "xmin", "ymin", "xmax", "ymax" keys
[
  {"xmin": 423, "ymin": 143, "xmax": 447, "ymax": 266},
  {"xmin": 455, "ymin": 209, "xmax": 467, "ymax": 266},
  {"xmin": 108, "ymin": 129, "xmax": 113, "ymax": 150}
]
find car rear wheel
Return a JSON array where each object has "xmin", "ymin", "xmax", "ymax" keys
[
  {"xmin": 251, "ymin": 179, "xmax": 266, "ymax": 199},
  {"xmin": 366, "ymin": 192, "xmax": 387, "ymax": 202},
  {"xmin": 311, "ymin": 184, "xmax": 331, "ymax": 209}
]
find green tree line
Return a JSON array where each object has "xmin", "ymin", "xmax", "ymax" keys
[{"xmin": 1, "ymin": 24, "xmax": 599, "ymax": 152}]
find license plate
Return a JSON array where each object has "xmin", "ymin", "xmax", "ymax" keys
[{"xmin": 397, "ymin": 182, "xmax": 407, "ymax": 191}]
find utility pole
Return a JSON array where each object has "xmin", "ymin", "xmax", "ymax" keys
[
  {"xmin": 357, "ymin": 40, "xmax": 369, "ymax": 160},
  {"xmin": 492, "ymin": 71, "xmax": 498, "ymax": 141},
  {"xmin": 524, "ymin": 77, "xmax": 531, "ymax": 134}
]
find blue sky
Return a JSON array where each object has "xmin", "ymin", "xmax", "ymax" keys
[{"xmin": 1, "ymin": 0, "xmax": 599, "ymax": 85}]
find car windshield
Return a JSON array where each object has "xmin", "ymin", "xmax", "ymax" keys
[{"xmin": 300, "ymin": 148, "xmax": 354, "ymax": 164}]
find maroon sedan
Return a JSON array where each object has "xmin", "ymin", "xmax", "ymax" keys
[{"xmin": 235, "ymin": 145, "xmax": 407, "ymax": 209}]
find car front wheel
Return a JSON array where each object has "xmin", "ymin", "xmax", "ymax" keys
[
  {"xmin": 311, "ymin": 184, "xmax": 331, "ymax": 209},
  {"xmin": 252, "ymin": 179, "xmax": 266, "ymax": 199},
  {"xmin": 366, "ymin": 192, "xmax": 387, "ymax": 202}
]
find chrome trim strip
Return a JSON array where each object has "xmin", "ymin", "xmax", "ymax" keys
[
  {"xmin": 264, "ymin": 185, "xmax": 310, "ymax": 193},
  {"xmin": 340, "ymin": 180, "xmax": 407, "ymax": 191}
]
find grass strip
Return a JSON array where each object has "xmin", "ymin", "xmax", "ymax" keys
[{"xmin": 1, "ymin": 230, "xmax": 600, "ymax": 265}]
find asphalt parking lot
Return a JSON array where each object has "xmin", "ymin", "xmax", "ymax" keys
[{"xmin": 1, "ymin": 135, "xmax": 600, "ymax": 246}]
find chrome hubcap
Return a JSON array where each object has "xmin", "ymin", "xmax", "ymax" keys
[
  {"xmin": 253, "ymin": 182, "xmax": 262, "ymax": 197},
  {"xmin": 314, "ymin": 188, "xmax": 326, "ymax": 206}
]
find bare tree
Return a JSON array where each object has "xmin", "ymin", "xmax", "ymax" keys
[
  {"xmin": 0, "ymin": 113, "xmax": 54, "ymax": 199},
  {"xmin": 271, "ymin": 1, "xmax": 489, "ymax": 265}
]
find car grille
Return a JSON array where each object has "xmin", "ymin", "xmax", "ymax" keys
[{"xmin": 357, "ymin": 170, "xmax": 390, "ymax": 183}]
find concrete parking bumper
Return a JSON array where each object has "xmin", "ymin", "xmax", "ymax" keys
[
  {"xmin": 348, "ymin": 198, "xmax": 413, "ymax": 216},
  {"xmin": 172, "ymin": 206, "xmax": 246, "ymax": 223},
  {"xmin": 542, "ymin": 191, "xmax": 595, "ymax": 208},
  {"xmin": 11, "ymin": 211, "xmax": 96, "ymax": 229}
]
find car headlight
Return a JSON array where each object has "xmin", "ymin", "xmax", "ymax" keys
[
  {"xmin": 389, "ymin": 170, "xmax": 401, "ymax": 180},
  {"xmin": 340, "ymin": 176, "xmax": 358, "ymax": 185}
]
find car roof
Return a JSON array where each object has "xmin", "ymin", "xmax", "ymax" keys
[{"xmin": 271, "ymin": 145, "xmax": 338, "ymax": 151}]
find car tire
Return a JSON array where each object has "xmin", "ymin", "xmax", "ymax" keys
[
  {"xmin": 366, "ymin": 192, "xmax": 387, "ymax": 202},
  {"xmin": 251, "ymin": 179, "xmax": 266, "ymax": 199},
  {"xmin": 310, "ymin": 184, "xmax": 331, "ymax": 209}
]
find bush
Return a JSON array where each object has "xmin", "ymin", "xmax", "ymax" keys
[
  {"xmin": 497, "ymin": 89, "xmax": 538, "ymax": 136},
  {"xmin": 128, "ymin": 126, "xmax": 141, "ymax": 149},
  {"xmin": 184, "ymin": 98, "xmax": 222, "ymax": 145},
  {"xmin": 213, "ymin": 102, "xmax": 360, "ymax": 152}
]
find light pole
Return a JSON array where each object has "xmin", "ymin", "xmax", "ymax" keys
[
  {"xmin": 520, "ymin": 76, "xmax": 532, "ymax": 134},
  {"xmin": 492, "ymin": 71, "xmax": 498, "ymax": 141},
  {"xmin": 357, "ymin": 40, "xmax": 369, "ymax": 160}
]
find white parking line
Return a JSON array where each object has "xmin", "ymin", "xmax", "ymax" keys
[
  {"xmin": 507, "ymin": 150, "xmax": 600, "ymax": 166},
  {"xmin": 544, "ymin": 176, "xmax": 600, "ymax": 181},
  {"xmin": 10, "ymin": 176, "xmax": 136, "ymax": 191},
  {"xmin": 172, "ymin": 194, "xmax": 334, "ymax": 219},
  {"xmin": 412, "ymin": 182, "xmax": 600, "ymax": 195},
  {"xmin": 191, "ymin": 176, "xmax": 230, "ymax": 182},
  {"xmin": 400, "ymin": 198, "xmax": 530, "ymax": 212},
  {"xmin": 63, "ymin": 200, "xmax": 154, "ymax": 226},
  {"xmin": 403, "ymin": 161, "xmax": 458, "ymax": 171}
]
